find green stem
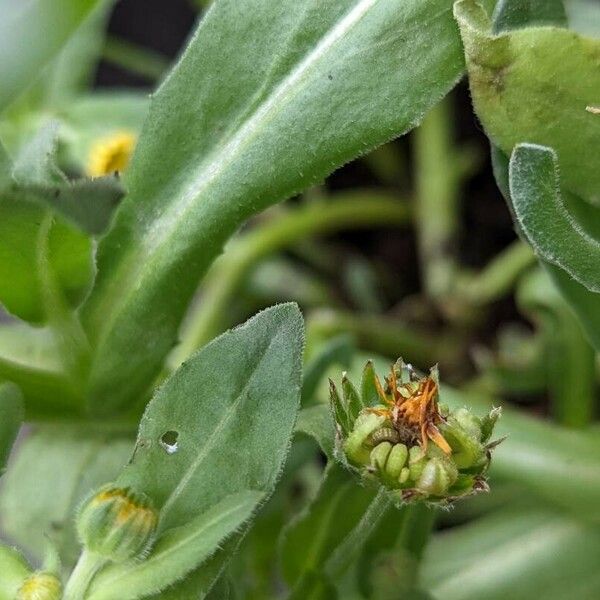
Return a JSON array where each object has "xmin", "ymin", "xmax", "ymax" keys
[
  {"xmin": 172, "ymin": 192, "xmax": 410, "ymax": 365},
  {"xmin": 326, "ymin": 488, "xmax": 392, "ymax": 578},
  {"xmin": 306, "ymin": 309, "xmax": 463, "ymax": 370},
  {"xmin": 36, "ymin": 213, "xmax": 89, "ymax": 393},
  {"xmin": 396, "ymin": 504, "xmax": 436, "ymax": 564},
  {"xmin": 63, "ymin": 551, "xmax": 105, "ymax": 600},
  {"xmin": 102, "ymin": 37, "xmax": 169, "ymax": 81},
  {"xmin": 455, "ymin": 241, "xmax": 535, "ymax": 306},
  {"xmin": 414, "ymin": 97, "xmax": 465, "ymax": 304}
]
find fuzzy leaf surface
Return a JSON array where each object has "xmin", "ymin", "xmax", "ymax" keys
[
  {"xmin": 82, "ymin": 0, "xmax": 465, "ymax": 411},
  {"xmin": 115, "ymin": 304, "xmax": 304, "ymax": 534}
]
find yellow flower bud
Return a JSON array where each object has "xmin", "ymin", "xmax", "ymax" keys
[
  {"xmin": 16, "ymin": 572, "xmax": 61, "ymax": 600},
  {"xmin": 87, "ymin": 131, "xmax": 136, "ymax": 177},
  {"xmin": 77, "ymin": 484, "xmax": 158, "ymax": 562}
]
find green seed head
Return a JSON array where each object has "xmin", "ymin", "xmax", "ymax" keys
[
  {"xmin": 77, "ymin": 484, "xmax": 158, "ymax": 562},
  {"xmin": 331, "ymin": 359, "xmax": 503, "ymax": 505}
]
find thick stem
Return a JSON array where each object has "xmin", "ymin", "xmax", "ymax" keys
[
  {"xmin": 63, "ymin": 551, "xmax": 105, "ymax": 600},
  {"xmin": 172, "ymin": 192, "xmax": 410, "ymax": 365}
]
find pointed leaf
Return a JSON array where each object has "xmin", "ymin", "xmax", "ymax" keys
[
  {"xmin": 295, "ymin": 404, "xmax": 335, "ymax": 458},
  {"xmin": 361, "ymin": 360, "xmax": 380, "ymax": 407},
  {"xmin": 87, "ymin": 491, "xmax": 264, "ymax": 600},
  {"xmin": 342, "ymin": 374, "xmax": 364, "ymax": 422},
  {"xmin": 81, "ymin": 0, "xmax": 465, "ymax": 410},
  {"xmin": 115, "ymin": 304, "xmax": 303, "ymax": 533}
]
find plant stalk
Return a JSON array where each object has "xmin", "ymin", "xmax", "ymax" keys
[{"xmin": 63, "ymin": 551, "xmax": 105, "ymax": 600}]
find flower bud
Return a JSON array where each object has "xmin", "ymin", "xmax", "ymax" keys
[
  {"xmin": 16, "ymin": 572, "xmax": 62, "ymax": 600},
  {"xmin": 330, "ymin": 358, "xmax": 503, "ymax": 505},
  {"xmin": 77, "ymin": 484, "xmax": 158, "ymax": 562}
]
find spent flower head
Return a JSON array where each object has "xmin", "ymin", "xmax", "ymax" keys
[{"xmin": 329, "ymin": 358, "xmax": 502, "ymax": 505}]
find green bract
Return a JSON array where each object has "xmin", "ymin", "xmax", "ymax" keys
[{"xmin": 330, "ymin": 359, "xmax": 502, "ymax": 505}]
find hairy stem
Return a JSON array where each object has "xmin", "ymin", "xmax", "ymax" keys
[
  {"xmin": 172, "ymin": 192, "xmax": 410, "ymax": 365},
  {"xmin": 63, "ymin": 551, "xmax": 105, "ymax": 600}
]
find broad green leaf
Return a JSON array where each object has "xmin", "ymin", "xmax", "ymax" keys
[
  {"xmin": 82, "ymin": 0, "xmax": 465, "ymax": 410},
  {"xmin": 492, "ymin": 0, "xmax": 567, "ymax": 33},
  {"xmin": 0, "ymin": 323, "xmax": 80, "ymax": 416},
  {"xmin": 87, "ymin": 491, "xmax": 264, "ymax": 600},
  {"xmin": 0, "ymin": 0, "xmax": 102, "ymax": 112},
  {"xmin": 509, "ymin": 144, "xmax": 600, "ymax": 293},
  {"xmin": 115, "ymin": 304, "xmax": 303, "ymax": 535},
  {"xmin": 0, "ymin": 383, "xmax": 23, "ymax": 477},
  {"xmin": 0, "ymin": 426, "xmax": 133, "ymax": 567},
  {"xmin": 289, "ymin": 572, "xmax": 338, "ymax": 600},
  {"xmin": 0, "ymin": 545, "xmax": 31, "ymax": 600},
  {"xmin": 422, "ymin": 509, "xmax": 600, "ymax": 599},
  {"xmin": 280, "ymin": 462, "xmax": 375, "ymax": 586},
  {"xmin": 454, "ymin": 0, "xmax": 600, "ymax": 205}
]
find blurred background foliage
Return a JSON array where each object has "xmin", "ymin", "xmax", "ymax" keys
[{"xmin": 0, "ymin": 0, "xmax": 599, "ymax": 598}]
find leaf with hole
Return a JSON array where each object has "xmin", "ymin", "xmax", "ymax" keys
[{"xmin": 114, "ymin": 303, "xmax": 303, "ymax": 537}]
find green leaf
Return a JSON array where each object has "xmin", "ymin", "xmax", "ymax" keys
[
  {"xmin": 289, "ymin": 571, "xmax": 338, "ymax": 600},
  {"xmin": 0, "ymin": 0, "xmax": 103, "ymax": 112},
  {"xmin": 492, "ymin": 0, "xmax": 567, "ymax": 33},
  {"xmin": 0, "ymin": 426, "xmax": 133, "ymax": 568},
  {"xmin": 115, "ymin": 304, "xmax": 303, "ymax": 537},
  {"xmin": 454, "ymin": 0, "xmax": 600, "ymax": 205},
  {"xmin": 81, "ymin": 0, "xmax": 465, "ymax": 410},
  {"xmin": 0, "ymin": 383, "xmax": 23, "ymax": 477},
  {"xmin": 0, "ymin": 544, "xmax": 31, "ymax": 600},
  {"xmin": 280, "ymin": 462, "xmax": 375, "ymax": 587},
  {"xmin": 422, "ymin": 509, "xmax": 600, "ymax": 600},
  {"xmin": 295, "ymin": 404, "xmax": 336, "ymax": 459},
  {"xmin": 546, "ymin": 262, "xmax": 600, "ymax": 351},
  {"xmin": 491, "ymin": 144, "xmax": 600, "ymax": 352},
  {"xmin": 302, "ymin": 334, "xmax": 354, "ymax": 406},
  {"xmin": 509, "ymin": 143, "xmax": 600, "ymax": 293},
  {"xmin": 0, "ymin": 197, "xmax": 93, "ymax": 323},
  {"xmin": 0, "ymin": 323, "xmax": 80, "ymax": 416},
  {"xmin": 87, "ymin": 491, "xmax": 264, "ymax": 600}
]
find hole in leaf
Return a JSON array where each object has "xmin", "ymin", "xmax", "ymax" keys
[{"xmin": 159, "ymin": 430, "xmax": 179, "ymax": 454}]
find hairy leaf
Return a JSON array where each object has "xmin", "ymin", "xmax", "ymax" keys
[
  {"xmin": 115, "ymin": 304, "xmax": 303, "ymax": 533},
  {"xmin": 509, "ymin": 143, "xmax": 600, "ymax": 292},
  {"xmin": 82, "ymin": 0, "xmax": 465, "ymax": 411}
]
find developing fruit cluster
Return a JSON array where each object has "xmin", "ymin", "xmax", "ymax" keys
[{"xmin": 329, "ymin": 359, "xmax": 502, "ymax": 505}]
